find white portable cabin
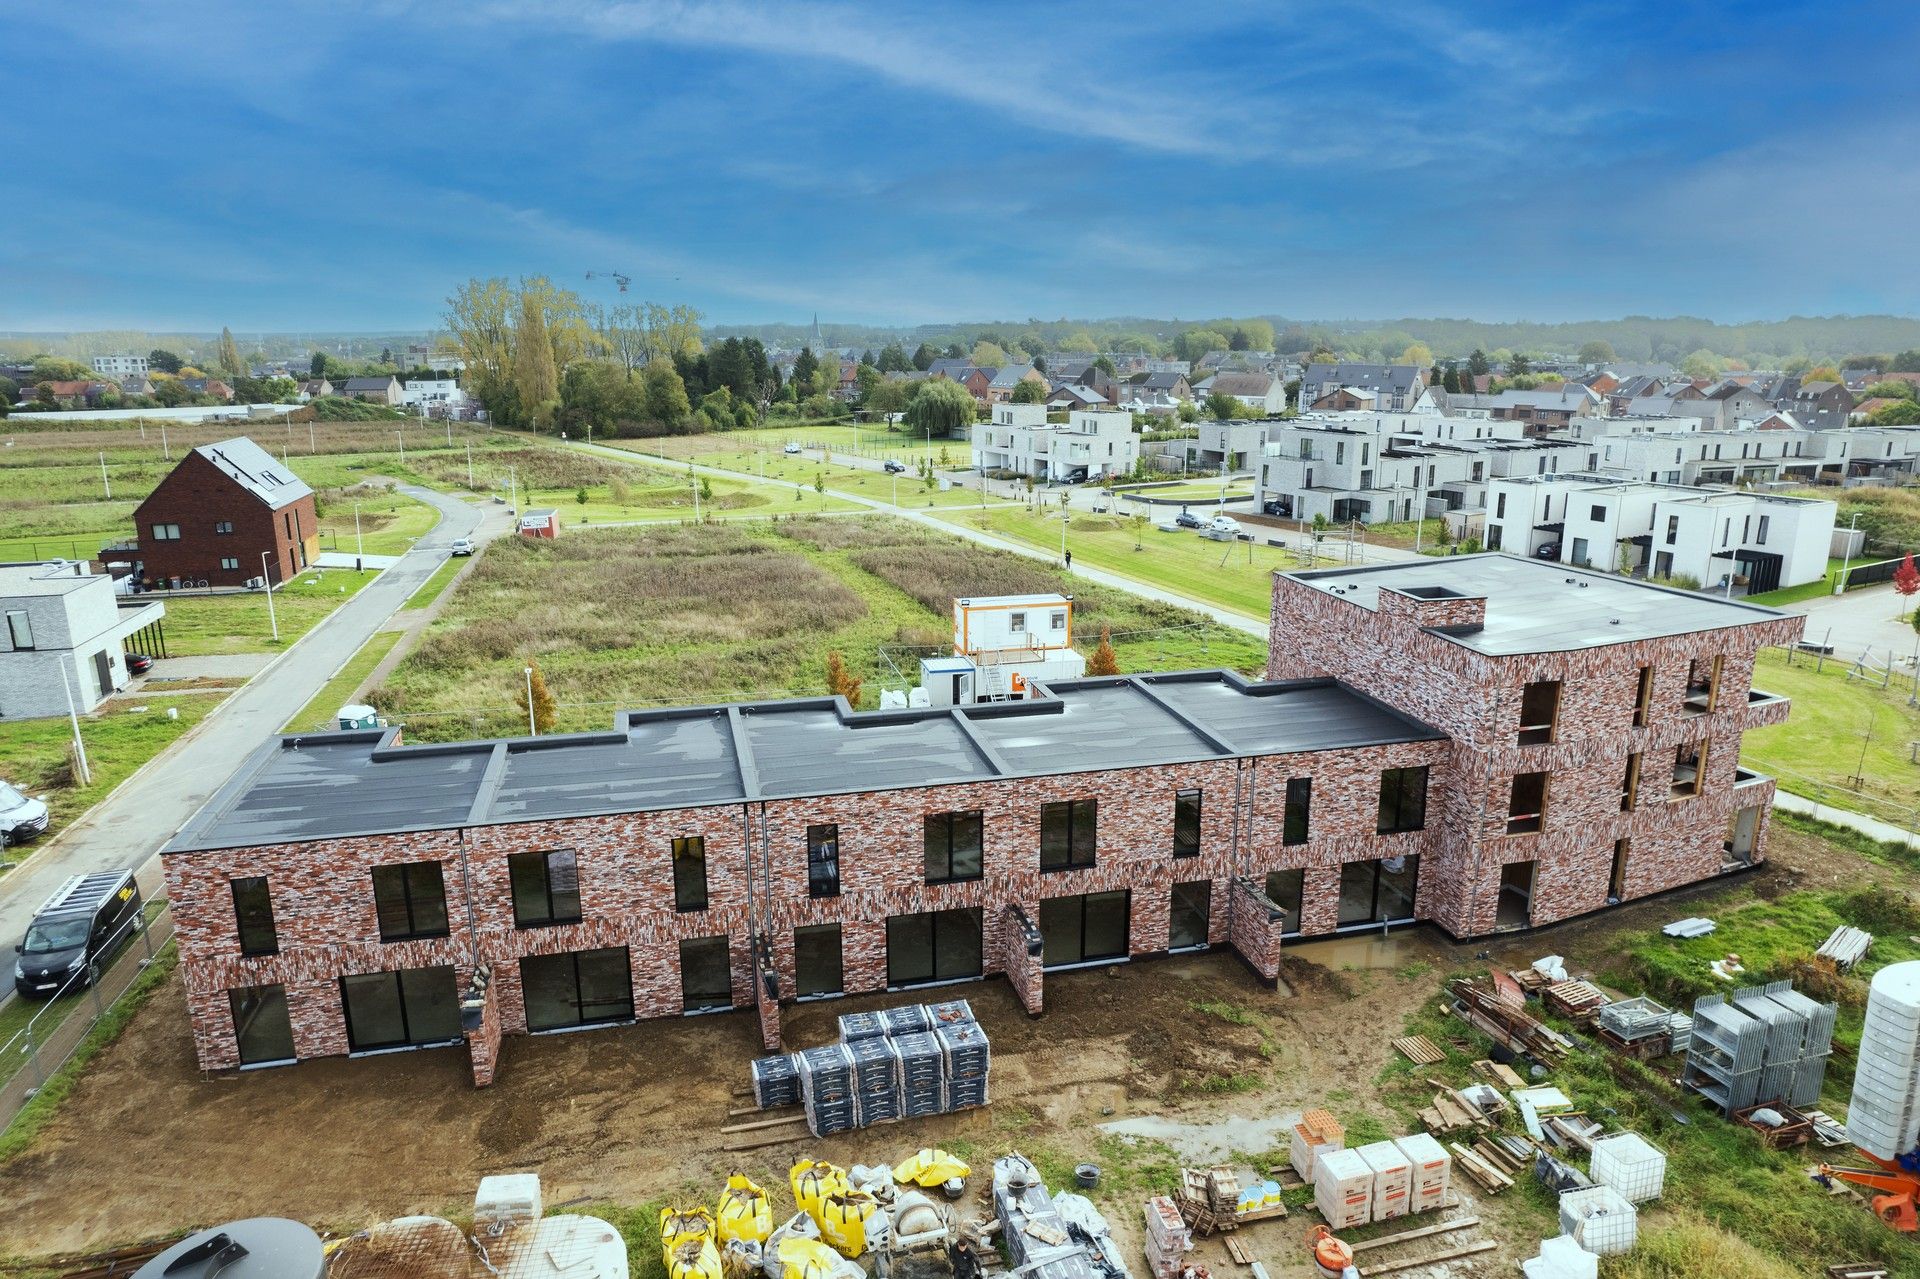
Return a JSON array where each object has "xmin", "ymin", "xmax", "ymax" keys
[{"xmin": 951, "ymin": 593, "xmax": 1087, "ymax": 701}]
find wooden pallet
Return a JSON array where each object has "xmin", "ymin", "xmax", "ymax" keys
[
  {"xmin": 1222, "ymin": 1235, "xmax": 1252, "ymax": 1266},
  {"xmin": 1827, "ymin": 1265, "xmax": 1891, "ymax": 1279},
  {"xmin": 1392, "ymin": 1034, "xmax": 1446, "ymax": 1066},
  {"xmin": 1447, "ymin": 1141, "xmax": 1513, "ymax": 1194},
  {"xmin": 1543, "ymin": 979, "xmax": 1611, "ymax": 1023},
  {"xmin": 1471, "ymin": 1058, "xmax": 1526, "ymax": 1089}
]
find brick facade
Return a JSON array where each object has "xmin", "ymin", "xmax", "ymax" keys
[{"xmin": 131, "ymin": 450, "xmax": 318, "ymax": 588}]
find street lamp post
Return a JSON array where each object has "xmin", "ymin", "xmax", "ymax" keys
[
  {"xmin": 1834, "ymin": 511, "xmax": 1862, "ymax": 595},
  {"xmin": 260, "ymin": 551, "xmax": 279, "ymax": 642},
  {"xmin": 396, "ymin": 430, "xmax": 405, "ymax": 468},
  {"xmin": 354, "ymin": 502, "xmax": 363, "ymax": 558},
  {"xmin": 57, "ymin": 664, "xmax": 91, "ymax": 786},
  {"xmin": 524, "ymin": 666, "xmax": 537, "ymax": 736}
]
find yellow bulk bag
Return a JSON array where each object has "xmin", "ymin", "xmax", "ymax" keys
[
  {"xmin": 893, "ymin": 1148, "xmax": 971, "ymax": 1188},
  {"xmin": 790, "ymin": 1160, "xmax": 848, "ymax": 1221},
  {"xmin": 667, "ymin": 1237, "xmax": 723, "ymax": 1279},
  {"xmin": 660, "ymin": 1206, "xmax": 717, "ymax": 1261},
  {"xmin": 778, "ymin": 1235, "xmax": 844, "ymax": 1279},
  {"xmin": 718, "ymin": 1173, "xmax": 773, "ymax": 1245},
  {"xmin": 816, "ymin": 1190, "xmax": 879, "ymax": 1259}
]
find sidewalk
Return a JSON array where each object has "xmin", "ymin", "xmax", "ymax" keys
[{"xmin": 1774, "ymin": 789, "xmax": 1920, "ymax": 850}]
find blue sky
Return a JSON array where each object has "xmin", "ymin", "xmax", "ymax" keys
[{"xmin": 3, "ymin": 0, "xmax": 1917, "ymax": 331}]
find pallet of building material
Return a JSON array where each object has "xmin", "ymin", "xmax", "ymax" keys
[
  {"xmin": 1803, "ymin": 1109, "xmax": 1851, "ymax": 1148},
  {"xmin": 1507, "ymin": 967, "xmax": 1552, "ymax": 996},
  {"xmin": 1598, "ymin": 994, "xmax": 1675, "ymax": 1041},
  {"xmin": 1419, "ymin": 1090, "xmax": 1486, "ymax": 1135},
  {"xmin": 752, "ymin": 1053, "xmax": 802, "ymax": 1109},
  {"xmin": 839, "ymin": 1010, "xmax": 888, "ymax": 1042},
  {"xmin": 939, "ymin": 1019, "xmax": 992, "ymax": 1076},
  {"xmin": 1817, "ymin": 926, "xmax": 1873, "ymax": 971},
  {"xmin": 1733, "ymin": 1102, "xmax": 1813, "ymax": 1149},
  {"xmin": 928, "ymin": 998, "xmax": 976, "ymax": 1028},
  {"xmin": 1544, "ymin": 979, "xmax": 1611, "ymax": 1023},
  {"xmin": 1471, "ymin": 1059, "xmax": 1527, "ymax": 1089},
  {"xmin": 1447, "ymin": 979, "xmax": 1571, "ymax": 1063},
  {"xmin": 1446, "ymin": 1142, "xmax": 1512, "ymax": 1194},
  {"xmin": 1663, "ymin": 916, "xmax": 1716, "ymax": 938},
  {"xmin": 1392, "ymin": 1035, "xmax": 1446, "ymax": 1066},
  {"xmin": 884, "ymin": 1003, "xmax": 934, "ymax": 1037}
]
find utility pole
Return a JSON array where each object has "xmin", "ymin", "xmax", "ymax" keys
[
  {"xmin": 308, "ymin": 418, "xmax": 317, "ymax": 453},
  {"xmin": 354, "ymin": 503, "xmax": 363, "ymax": 558},
  {"xmin": 466, "ymin": 442, "xmax": 474, "ymax": 489},
  {"xmin": 260, "ymin": 551, "xmax": 279, "ymax": 641},
  {"xmin": 524, "ymin": 666, "xmax": 537, "ymax": 736},
  {"xmin": 160, "ymin": 421, "xmax": 170, "ymax": 461},
  {"xmin": 397, "ymin": 430, "xmax": 405, "ymax": 468},
  {"xmin": 1836, "ymin": 511, "xmax": 1862, "ymax": 594},
  {"xmin": 58, "ymin": 665, "xmax": 91, "ymax": 786}
]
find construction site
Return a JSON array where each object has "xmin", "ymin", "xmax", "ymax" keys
[{"xmin": 2, "ymin": 816, "xmax": 1919, "ymax": 1279}]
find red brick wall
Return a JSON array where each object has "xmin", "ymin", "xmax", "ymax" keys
[
  {"xmin": 132, "ymin": 451, "xmax": 318, "ymax": 587},
  {"xmin": 1268, "ymin": 571, "xmax": 1803, "ymax": 935}
]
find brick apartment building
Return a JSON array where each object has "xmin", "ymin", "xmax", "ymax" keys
[
  {"xmin": 162, "ymin": 556, "xmax": 1800, "ymax": 1084},
  {"xmin": 111, "ymin": 438, "xmax": 317, "ymax": 588}
]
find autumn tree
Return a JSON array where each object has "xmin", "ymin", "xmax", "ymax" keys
[
  {"xmin": 1896, "ymin": 553, "xmax": 1920, "ymax": 617},
  {"xmin": 826, "ymin": 651, "xmax": 862, "ymax": 707},
  {"xmin": 518, "ymin": 658, "xmax": 557, "ymax": 735},
  {"xmin": 217, "ymin": 327, "xmax": 246, "ymax": 379},
  {"xmin": 1085, "ymin": 625, "xmax": 1121, "ymax": 676}
]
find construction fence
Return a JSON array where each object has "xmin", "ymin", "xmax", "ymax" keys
[{"xmin": 0, "ymin": 897, "xmax": 175, "ymax": 1136}]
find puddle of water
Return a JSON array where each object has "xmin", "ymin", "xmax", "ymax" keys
[
  {"xmin": 1099, "ymin": 1111, "xmax": 1301, "ymax": 1165},
  {"xmin": 1288, "ymin": 931, "xmax": 1421, "ymax": 971}
]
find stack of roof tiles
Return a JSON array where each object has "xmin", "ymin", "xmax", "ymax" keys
[
  {"xmin": 754, "ymin": 998, "xmax": 991, "ymax": 1135},
  {"xmin": 1683, "ymin": 980, "xmax": 1835, "ymax": 1113}
]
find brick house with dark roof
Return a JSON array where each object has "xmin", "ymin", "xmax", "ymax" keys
[{"xmin": 114, "ymin": 437, "xmax": 318, "ymax": 588}]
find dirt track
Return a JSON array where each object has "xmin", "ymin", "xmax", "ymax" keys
[{"xmin": 0, "ymin": 830, "xmax": 1852, "ymax": 1267}]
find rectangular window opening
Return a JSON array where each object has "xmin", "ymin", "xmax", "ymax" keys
[
  {"xmin": 1282, "ymin": 777, "xmax": 1311, "ymax": 846},
  {"xmin": 1376, "ymin": 767, "xmax": 1429, "ymax": 835},
  {"xmin": 794, "ymin": 924, "xmax": 844, "ymax": 997},
  {"xmin": 672, "ymin": 836, "xmax": 708, "ymax": 912},
  {"xmin": 1633, "ymin": 665, "xmax": 1654, "ymax": 727},
  {"xmin": 231, "ymin": 876, "xmax": 277, "ymax": 956},
  {"xmin": 372, "ymin": 861, "xmax": 449, "ymax": 942},
  {"xmin": 1169, "ymin": 880, "xmax": 1211, "ymax": 950},
  {"xmin": 509, "ymin": 849, "xmax": 582, "ymax": 928},
  {"xmin": 1040, "ymin": 798, "xmax": 1097, "ymax": 871},
  {"xmin": 1517, "ymin": 679, "xmax": 1561, "ymax": 745},
  {"xmin": 923, "ymin": 811, "xmax": 984, "ymax": 884},
  {"xmin": 1172, "ymin": 790, "xmax": 1202, "ymax": 859},
  {"xmin": 1506, "ymin": 771, "xmax": 1548, "ymax": 835},
  {"xmin": 1671, "ymin": 740, "xmax": 1708, "ymax": 799},
  {"xmin": 807, "ymin": 824, "xmax": 841, "ymax": 898}
]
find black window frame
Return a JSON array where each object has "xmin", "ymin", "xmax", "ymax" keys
[
  {"xmin": 1039, "ymin": 889, "xmax": 1132, "ymax": 968},
  {"xmin": 886, "ymin": 907, "xmax": 985, "ymax": 987},
  {"xmin": 1172, "ymin": 789, "xmax": 1202, "ymax": 859},
  {"xmin": 1376, "ymin": 766, "xmax": 1429, "ymax": 835},
  {"xmin": 923, "ymin": 811, "xmax": 984, "ymax": 884},
  {"xmin": 1282, "ymin": 777, "xmax": 1311, "ymax": 846},
  {"xmin": 671, "ymin": 836, "xmax": 708, "ymax": 912},
  {"xmin": 214, "ymin": 520, "xmax": 234, "ymax": 534},
  {"xmin": 338, "ymin": 965, "xmax": 461, "ymax": 1052},
  {"xmin": 678, "ymin": 935, "xmax": 733, "ymax": 1011},
  {"xmin": 231, "ymin": 875, "xmax": 278, "ymax": 956},
  {"xmin": 371, "ymin": 861, "xmax": 449, "ymax": 942},
  {"xmin": 806, "ymin": 824, "xmax": 841, "ymax": 898},
  {"xmin": 1169, "ymin": 880, "xmax": 1212, "ymax": 950},
  {"xmin": 793, "ymin": 923, "xmax": 844, "ymax": 997},
  {"xmin": 1039, "ymin": 798, "xmax": 1097, "ymax": 871},
  {"xmin": 508, "ymin": 849, "xmax": 582, "ymax": 929},
  {"xmin": 228, "ymin": 983, "xmax": 295, "ymax": 1065},
  {"xmin": 519, "ymin": 946, "xmax": 633, "ymax": 1032}
]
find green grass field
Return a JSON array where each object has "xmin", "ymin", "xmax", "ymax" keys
[
  {"xmin": 158, "ymin": 568, "xmax": 378, "ymax": 656},
  {"xmin": 282, "ymin": 629, "xmax": 405, "ymax": 732},
  {"xmin": 402, "ymin": 556, "xmax": 467, "ymax": 611},
  {"xmin": 0, "ymin": 693, "xmax": 227, "ymax": 842},
  {"xmin": 596, "ymin": 436, "xmax": 1003, "ymax": 510},
  {"xmin": 374, "ymin": 516, "xmax": 1266, "ymax": 739},
  {"xmin": 1741, "ymin": 646, "xmax": 1920, "ymax": 821}
]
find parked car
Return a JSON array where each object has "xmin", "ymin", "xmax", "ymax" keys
[
  {"xmin": 1174, "ymin": 509, "xmax": 1206, "ymax": 530},
  {"xmin": 883, "ymin": 459, "xmax": 908, "ymax": 474},
  {"xmin": 1209, "ymin": 515, "xmax": 1242, "ymax": 535},
  {"xmin": 124, "ymin": 652, "xmax": 155, "ymax": 674},
  {"xmin": 13, "ymin": 869, "xmax": 142, "ymax": 998},
  {"xmin": 1534, "ymin": 541, "xmax": 1562, "ymax": 560},
  {"xmin": 450, "ymin": 537, "xmax": 474, "ymax": 556},
  {"xmin": 1262, "ymin": 499, "xmax": 1289, "ymax": 517},
  {"xmin": 783, "ymin": 442, "xmax": 803, "ymax": 455},
  {"xmin": 0, "ymin": 781, "xmax": 49, "ymax": 845}
]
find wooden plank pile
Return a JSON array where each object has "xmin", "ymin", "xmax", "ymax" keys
[
  {"xmin": 1818, "ymin": 926, "xmax": 1873, "ymax": 970},
  {"xmin": 1471, "ymin": 1059, "xmax": 1526, "ymax": 1089},
  {"xmin": 1447, "ymin": 978, "xmax": 1572, "ymax": 1064},
  {"xmin": 1826, "ymin": 1265, "xmax": 1891, "ymax": 1279},
  {"xmin": 1804, "ymin": 1109, "xmax": 1851, "ymax": 1148},
  {"xmin": 1175, "ymin": 1167, "xmax": 1243, "ymax": 1236},
  {"xmin": 1446, "ymin": 1141, "xmax": 1513, "ymax": 1194}
]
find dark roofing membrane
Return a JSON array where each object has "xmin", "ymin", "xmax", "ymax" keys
[{"xmin": 166, "ymin": 671, "xmax": 1443, "ymax": 853}]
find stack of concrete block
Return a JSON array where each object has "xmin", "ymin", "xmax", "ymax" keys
[
  {"xmin": 798, "ymin": 1043, "xmax": 857, "ymax": 1136},
  {"xmin": 848, "ymin": 1035, "xmax": 903, "ymax": 1127},
  {"xmin": 1355, "ymin": 1141, "xmax": 1411, "ymax": 1221},
  {"xmin": 776, "ymin": 1001, "xmax": 992, "ymax": 1131},
  {"xmin": 839, "ymin": 1010, "xmax": 888, "ymax": 1042},
  {"xmin": 892, "ymin": 1030, "xmax": 946, "ymax": 1118},
  {"xmin": 884, "ymin": 1003, "xmax": 934, "ymax": 1037},
  {"xmin": 1141, "ymin": 1194, "xmax": 1191, "ymax": 1279},
  {"xmin": 1289, "ymin": 1109, "xmax": 1345, "ymax": 1179},
  {"xmin": 751, "ymin": 1053, "xmax": 801, "ymax": 1109},
  {"xmin": 1313, "ymin": 1147, "xmax": 1374, "ymax": 1230},
  {"xmin": 939, "ymin": 1019, "xmax": 992, "ymax": 1111},
  {"xmin": 1393, "ymin": 1133, "xmax": 1451, "ymax": 1213}
]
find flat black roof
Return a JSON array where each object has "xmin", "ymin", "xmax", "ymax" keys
[{"xmin": 166, "ymin": 671, "xmax": 1444, "ymax": 852}]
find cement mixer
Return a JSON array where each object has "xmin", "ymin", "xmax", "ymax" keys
[{"xmin": 872, "ymin": 1189, "xmax": 956, "ymax": 1279}]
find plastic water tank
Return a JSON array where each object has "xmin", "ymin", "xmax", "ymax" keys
[
  {"xmin": 133, "ymin": 1219, "xmax": 324, "ymax": 1279},
  {"xmin": 1849, "ymin": 960, "xmax": 1920, "ymax": 1160}
]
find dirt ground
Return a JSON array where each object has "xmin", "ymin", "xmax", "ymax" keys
[{"xmin": 0, "ymin": 833, "xmax": 1862, "ymax": 1272}]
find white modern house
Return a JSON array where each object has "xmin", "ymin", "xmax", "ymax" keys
[
  {"xmin": 1486, "ymin": 475, "xmax": 1835, "ymax": 593},
  {"xmin": 971, "ymin": 403, "xmax": 1138, "ymax": 482},
  {"xmin": 400, "ymin": 378, "xmax": 470, "ymax": 413},
  {"xmin": 0, "ymin": 562, "xmax": 165, "ymax": 720},
  {"xmin": 89, "ymin": 353, "xmax": 150, "ymax": 379}
]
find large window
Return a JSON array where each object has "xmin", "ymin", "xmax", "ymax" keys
[
  {"xmin": 1337, "ymin": 857, "xmax": 1420, "ymax": 927},
  {"xmin": 887, "ymin": 907, "xmax": 984, "ymax": 987},
  {"xmin": 794, "ymin": 924, "xmax": 844, "ymax": 997},
  {"xmin": 1172, "ymin": 790, "xmax": 1202, "ymax": 859},
  {"xmin": 1506, "ymin": 772, "xmax": 1548, "ymax": 835},
  {"xmin": 923, "ymin": 811, "xmax": 983, "ymax": 884},
  {"xmin": 1671, "ymin": 741, "xmax": 1708, "ymax": 799},
  {"xmin": 150, "ymin": 522, "xmax": 181, "ymax": 541},
  {"xmin": 1685, "ymin": 656, "xmax": 1723, "ymax": 714},
  {"xmin": 1266, "ymin": 868, "xmax": 1305, "ymax": 934},
  {"xmin": 520, "ymin": 947, "xmax": 633, "ymax": 1032},
  {"xmin": 1040, "ymin": 799, "xmax": 1097, "ymax": 871},
  {"xmin": 807, "ymin": 825, "xmax": 841, "ymax": 898},
  {"xmin": 229, "ymin": 984, "xmax": 295, "ymax": 1065},
  {"xmin": 5, "ymin": 610, "xmax": 32, "ymax": 650},
  {"xmin": 1040, "ymin": 890, "xmax": 1131, "ymax": 967},
  {"xmin": 679, "ymin": 936, "xmax": 732, "ymax": 1011},
  {"xmin": 672, "ymin": 837, "xmax": 708, "ymax": 912},
  {"xmin": 372, "ymin": 862, "xmax": 449, "ymax": 941},
  {"xmin": 1169, "ymin": 881, "xmax": 1211, "ymax": 950},
  {"xmin": 1376, "ymin": 767, "xmax": 1429, "ymax": 834},
  {"xmin": 339, "ymin": 966, "xmax": 460, "ymax": 1051},
  {"xmin": 1283, "ymin": 778, "xmax": 1311, "ymax": 846},
  {"xmin": 510, "ymin": 850, "xmax": 581, "ymax": 928},
  {"xmin": 1517, "ymin": 680, "xmax": 1560, "ymax": 745},
  {"xmin": 231, "ymin": 876, "xmax": 277, "ymax": 956}
]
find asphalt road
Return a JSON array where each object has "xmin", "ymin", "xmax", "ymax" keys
[{"xmin": 0, "ymin": 486, "xmax": 496, "ymax": 977}]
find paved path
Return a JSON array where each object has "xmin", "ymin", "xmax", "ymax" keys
[
  {"xmin": 1775, "ymin": 789, "xmax": 1920, "ymax": 849},
  {"xmin": 0, "ymin": 487, "xmax": 499, "ymax": 971},
  {"xmin": 1781, "ymin": 580, "xmax": 1917, "ymax": 663}
]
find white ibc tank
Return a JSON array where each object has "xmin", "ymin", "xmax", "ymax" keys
[{"xmin": 1848, "ymin": 960, "xmax": 1920, "ymax": 1160}]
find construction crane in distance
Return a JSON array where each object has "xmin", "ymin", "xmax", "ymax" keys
[{"xmin": 585, "ymin": 270, "xmax": 631, "ymax": 292}]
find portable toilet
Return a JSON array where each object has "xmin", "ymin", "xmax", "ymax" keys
[{"xmin": 337, "ymin": 703, "xmax": 380, "ymax": 730}]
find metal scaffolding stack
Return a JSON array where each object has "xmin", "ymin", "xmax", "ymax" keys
[{"xmin": 1684, "ymin": 981, "xmax": 1835, "ymax": 1114}]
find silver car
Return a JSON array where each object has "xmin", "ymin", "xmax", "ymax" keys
[{"xmin": 0, "ymin": 782, "xmax": 50, "ymax": 845}]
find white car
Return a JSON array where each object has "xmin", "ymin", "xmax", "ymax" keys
[
  {"xmin": 1209, "ymin": 514, "xmax": 1242, "ymax": 535},
  {"xmin": 783, "ymin": 442, "xmax": 803, "ymax": 455},
  {"xmin": 450, "ymin": 537, "xmax": 474, "ymax": 556},
  {"xmin": 0, "ymin": 782, "xmax": 50, "ymax": 845}
]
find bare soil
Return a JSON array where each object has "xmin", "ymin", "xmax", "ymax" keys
[{"xmin": 0, "ymin": 844, "xmax": 1849, "ymax": 1271}]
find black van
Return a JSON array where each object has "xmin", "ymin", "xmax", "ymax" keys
[{"xmin": 13, "ymin": 869, "xmax": 142, "ymax": 998}]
